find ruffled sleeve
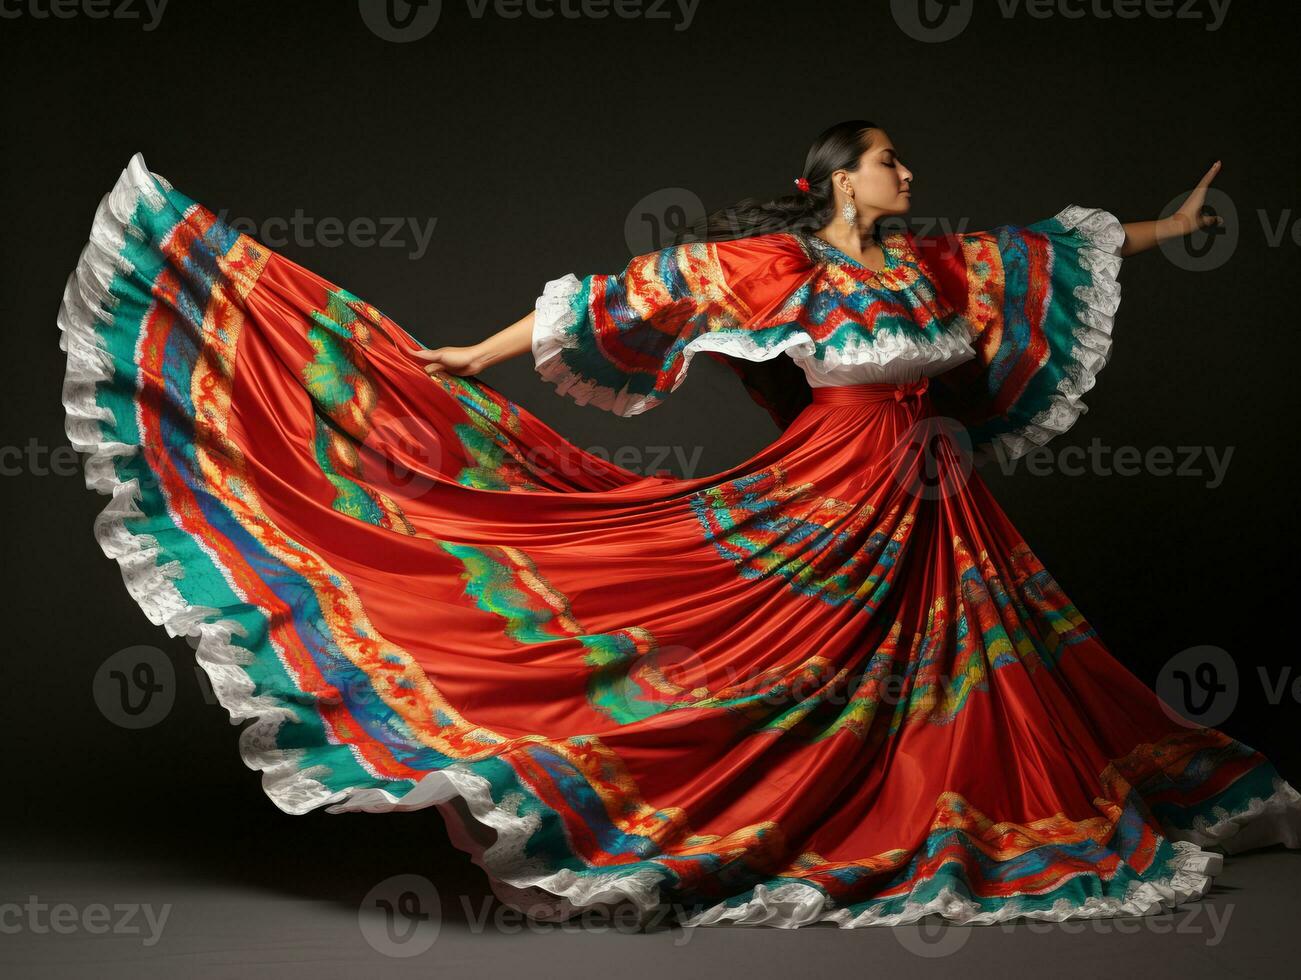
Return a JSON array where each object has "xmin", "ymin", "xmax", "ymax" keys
[
  {"xmin": 916, "ymin": 206, "xmax": 1125, "ymax": 461},
  {"xmin": 531, "ymin": 236, "xmax": 816, "ymax": 417}
]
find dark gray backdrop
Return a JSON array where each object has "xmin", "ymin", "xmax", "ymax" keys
[{"xmin": 2, "ymin": 0, "xmax": 1296, "ymax": 917}]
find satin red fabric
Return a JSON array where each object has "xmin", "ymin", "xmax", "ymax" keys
[{"xmin": 333, "ymin": 348, "xmax": 1202, "ymax": 848}]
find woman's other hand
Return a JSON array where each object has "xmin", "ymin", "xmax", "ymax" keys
[{"xmin": 411, "ymin": 345, "xmax": 486, "ymax": 378}]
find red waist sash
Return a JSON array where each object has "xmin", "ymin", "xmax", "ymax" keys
[{"xmin": 809, "ymin": 376, "xmax": 931, "ymax": 406}]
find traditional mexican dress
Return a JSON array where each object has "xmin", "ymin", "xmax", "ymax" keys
[{"xmin": 58, "ymin": 154, "xmax": 1301, "ymax": 929}]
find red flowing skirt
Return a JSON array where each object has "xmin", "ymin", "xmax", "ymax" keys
[{"xmin": 60, "ymin": 159, "xmax": 1301, "ymax": 928}]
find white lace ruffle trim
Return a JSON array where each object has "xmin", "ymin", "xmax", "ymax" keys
[
  {"xmin": 531, "ymin": 271, "xmax": 977, "ymax": 416},
  {"xmin": 61, "ymin": 156, "xmax": 1301, "ymax": 931},
  {"xmin": 1164, "ymin": 775, "xmax": 1301, "ymax": 854},
  {"xmin": 58, "ymin": 153, "xmax": 676, "ymax": 915},
  {"xmin": 532, "ymin": 206, "xmax": 1121, "ymax": 427},
  {"xmin": 982, "ymin": 204, "xmax": 1126, "ymax": 462},
  {"xmin": 678, "ymin": 778, "xmax": 1301, "ymax": 929}
]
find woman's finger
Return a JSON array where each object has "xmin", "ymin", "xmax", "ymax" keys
[{"xmin": 1196, "ymin": 160, "xmax": 1222, "ymax": 188}]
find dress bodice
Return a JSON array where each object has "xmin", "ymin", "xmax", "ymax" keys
[
  {"xmin": 530, "ymin": 204, "xmax": 1125, "ymax": 461},
  {"xmin": 784, "ymin": 232, "xmax": 977, "ymax": 386}
]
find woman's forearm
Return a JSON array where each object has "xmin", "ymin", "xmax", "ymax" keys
[
  {"xmin": 472, "ymin": 310, "xmax": 535, "ymax": 370},
  {"xmin": 1119, "ymin": 216, "xmax": 1190, "ymax": 258},
  {"xmin": 412, "ymin": 309, "xmax": 535, "ymax": 377}
]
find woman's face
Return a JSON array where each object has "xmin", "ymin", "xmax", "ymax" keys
[{"xmin": 843, "ymin": 130, "xmax": 914, "ymax": 217}]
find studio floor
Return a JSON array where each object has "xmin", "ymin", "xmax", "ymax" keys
[{"xmin": 2, "ymin": 821, "xmax": 1297, "ymax": 980}]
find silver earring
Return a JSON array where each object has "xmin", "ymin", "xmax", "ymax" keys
[{"xmin": 841, "ymin": 198, "xmax": 858, "ymax": 224}]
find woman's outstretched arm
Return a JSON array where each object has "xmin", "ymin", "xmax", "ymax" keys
[
  {"xmin": 408, "ymin": 161, "xmax": 1225, "ymax": 381},
  {"xmin": 1118, "ymin": 161, "xmax": 1224, "ymax": 257},
  {"xmin": 410, "ymin": 310, "xmax": 535, "ymax": 378}
]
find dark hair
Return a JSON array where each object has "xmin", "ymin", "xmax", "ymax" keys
[{"xmin": 687, "ymin": 119, "xmax": 882, "ymax": 243}]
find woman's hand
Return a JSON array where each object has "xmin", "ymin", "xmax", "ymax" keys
[
  {"xmin": 409, "ymin": 311, "xmax": 537, "ymax": 379},
  {"xmin": 1119, "ymin": 161, "xmax": 1226, "ymax": 257},
  {"xmin": 411, "ymin": 345, "xmax": 486, "ymax": 378},
  {"xmin": 1167, "ymin": 161, "xmax": 1226, "ymax": 237}
]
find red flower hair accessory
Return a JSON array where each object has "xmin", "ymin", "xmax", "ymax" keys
[{"xmin": 794, "ymin": 177, "xmax": 811, "ymax": 193}]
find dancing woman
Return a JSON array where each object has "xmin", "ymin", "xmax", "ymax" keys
[{"xmin": 58, "ymin": 120, "xmax": 1300, "ymax": 928}]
